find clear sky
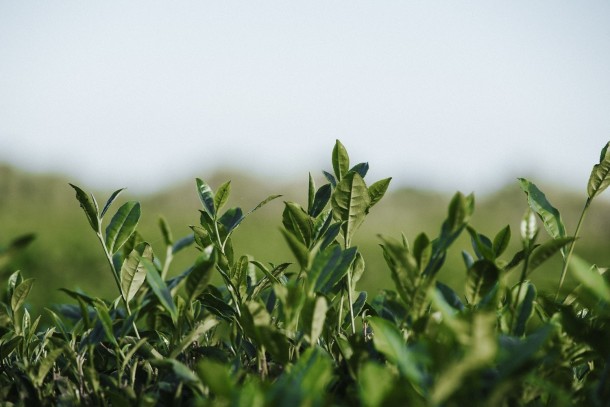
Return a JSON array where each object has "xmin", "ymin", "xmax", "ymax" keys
[{"xmin": 1, "ymin": 2, "xmax": 609, "ymax": 194}]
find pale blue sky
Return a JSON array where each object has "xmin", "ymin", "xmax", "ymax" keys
[{"xmin": 1, "ymin": 2, "xmax": 609, "ymax": 193}]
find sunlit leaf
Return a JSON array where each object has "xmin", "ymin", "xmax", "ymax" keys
[
  {"xmin": 11, "ymin": 278, "xmax": 34, "ymax": 314},
  {"xmin": 368, "ymin": 177, "xmax": 392, "ymax": 209},
  {"xmin": 196, "ymin": 178, "xmax": 216, "ymax": 217},
  {"xmin": 120, "ymin": 242, "xmax": 152, "ymax": 303},
  {"xmin": 332, "ymin": 171, "xmax": 371, "ymax": 246},
  {"xmin": 143, "ymin": 259, "xmax": 178, "ymax": 323},
  {"xmin": 105, "ymin": 201, "xmax": 141, "ymax": 254},
  {"xmin": 214, "ymin": 181, "xmax": 231, "ymax": 213},
  {"xmin": 587, "ymin": 141, "xmax": 610, "ymax": 199},
  {"xmin": 332, "ymin": 139, "xmax": 350, "ymax": 181}
]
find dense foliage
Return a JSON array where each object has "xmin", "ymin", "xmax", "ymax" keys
[{"xmin": 1, "ymin": 140, "xmax": 610, "ymax": 406}]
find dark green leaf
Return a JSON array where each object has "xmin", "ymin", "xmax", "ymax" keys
[
  {"xmin": 467, "ymin": 227, "xmax": 494, "ymax": 261},
  {"xmin": 310, "ymin": 184, "xmax": 332, "ymax": 218},
  {"xmin": 8, "ymin": 234, "xmax": 36, "ymax": 251},
  {"xmin": 172, "ymin": 234, "xmax": 195, "ymax": 254},
  {"xmin": 587, "ymin": 141, "xmax": 610, "ymax": 199},
  {"xmin": 519, "ymin": 178, "xmax": 566, "ymax": 240},
  {"xmin": 93, "ymin": 299, "xmax": 117, "ymax": 346},
  {"xmin": 323, "ymin": 170, "xmax": 337, "ymax": 187},
  {"xmin": 69, "ymin": 183, "xmax": 99, "ymax": 231},
  {"xmin": 332, "ymin": 139, "xmax": 350, "ymax": 181},
  {"xmin": 436, "ymin": 281, "xmax": 464, "ymax": 311},
  {"xmin": 511, "ymin": 281, "xmax": 537, "ymax": 336},
  {"xmin": 465, "ymin": 259, "xmax": 499, "ymax": 305},
  {"xmin": 100, "ymin": 188, "xmax": 125, "ymax": 219},
  {"xmin": 105, "ymin": 201, "xmax": 141, "ymax": 254},
  {"xmin": 349, "ymin": 162, "xmax": 369, "ymax": 178},
  {"xmin": 282, "ymin": 202, "xmax": 313, "ymax": 246},
  {"xmin": 186, "ymin": 247, "xmax": 217, "ymax": 302},
  {"xmin": 219, "ymin": 207, "xmax": 244, "ymax": 234},
  {"xmin": 143, "ymin": 259, "xmax": 178, "ymax": 323},
  {"xmin": 311, "ymin": 246, "xmax": 358, "ymax": 294}
]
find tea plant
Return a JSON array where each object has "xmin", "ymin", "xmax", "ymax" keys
[{"xmin": 1, "ymin": 140, "xmax": 610, "ymax": 406}]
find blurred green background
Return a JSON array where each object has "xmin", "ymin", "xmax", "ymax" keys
[{"xmin": 2, "ymin": 163, "xmax": 610, "ymax": 315}]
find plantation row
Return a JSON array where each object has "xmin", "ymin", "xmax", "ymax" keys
[{"xmin": 1, "ymin": 140, "xmax": 610, "ymax": 406}]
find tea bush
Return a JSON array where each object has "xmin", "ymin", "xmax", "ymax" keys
[{"xmin": 1, "ymin": 140, "xmax": 610, "ymax": 406}]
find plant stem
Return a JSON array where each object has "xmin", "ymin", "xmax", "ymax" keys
[
  {"xmin": 511, "ymin": 250, "xmax": 530, "ymax": 335},
  {"xmin": 555, "ymin": 198, "xmax": 591, "ymax": 301},
  {"xmin": 96, "ymin": 232, "xmax": 141, "ymax": 339}
]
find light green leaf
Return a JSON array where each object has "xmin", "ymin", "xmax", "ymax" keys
[
  {"xmin": 368, "ymin": 177, "xmax": 392, "ymax": 209},
  {"xmin": 308, "ymin": 172, "xmax": 316, "ymax": 214},
  {"xmin": 528, "ymin": 237, "xmax": 575, "ymax": 274},
  {"xmin": 281, "ymin": 228, "xmax": 310, "ymax": 270},
  {"xmin": 93, "ymin": 299, "xmax": 117, "ymax": 346},
  {"xmin": 105, "ymin": 201, "xmax": 141, "ymax": 254},
  {"xmin": 368, "ymin": 317, "xmax": 423, "ymax": 385},
  {"xmin": 587, "ymin": 141, "xmax": 610, "ymax": 199},
  {"xmin": 11, "ymin": 278, "xmax": 34, "ymax": 314},
  {"xmin": 519, "ymin": 178, "xmax": 566, "ymax": 240},
  {"xmin": 214, "ymin": 181, "xmax": 231, "ymax": 213},
  {"xmin": 34, "ymin": 348, "xmax": 63, "ymax": 387},
  {"xmin": 69, "ymin": 184, "xmax": 99, "ymax": 231},
  {"xmin": 358, "ymin": 362, "xmax": 396, "ymax": 407},
  {"xmin": 492, "ymin": 225, "xmax": 511, "ymax": 257},
  {"xmin": 158, "ymin": 216, "xmax": 173, "ymax": 246},
  {"xmin": 570, "ymin": 255, "xmax": 610, "ymax": 303},
  {"xmin": 120, "ymin": 242, "xmax": 152, "ymax": 303},
  {"xmin": 196, "ymin": 178, "xmax": 216, "ymax": 217},
  {"xmin": 332, "ymin": 171, "xmax": 371, "ymax": 246},
  {"xmin": 332, "ymin": 139, "xmax": 350, "ymax": 181}
]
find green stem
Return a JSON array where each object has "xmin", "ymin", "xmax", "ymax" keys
[
  {"xmin": 511, "ymin": 249, "xmax": 530, "ymax": 335},
  {"xmin": 96, "ymin": 232, "xmax": 141, "ymax": 339},
  {"xmin": 555, "ymin": 198, "xmax": 591, "ymax": 301}
]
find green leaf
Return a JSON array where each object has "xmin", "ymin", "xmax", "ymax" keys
[
  {"xmin": 358, "ymin": 362, "xmax": 396, "ymax": 407},
  {"xmin": 69, "ymin": 183, "xmax": 99, "ymax": 231},
  {"xmin": 196, "ymin": 178, "xmax": 216, "ymax": 217},
  {"xmin": 143, "ymin": 259, "xmax": 178, "ymax": 323},
  {"xmin": 511, "ymin": 281, "xmax": 537, "ymax": 336},
  {"xmin": 282, "ymin": 202, "xmax": 313, "ymax": 246},
  {"xmin": 570, "ymin": 255, "xmax": 610, "ymax": 303},
  {"xmin": 197, "ymin": 359, "xmax": 235, "ymax": 398},
  {"xmin": 467, "ymin": 226, "xmax": 494, "ymax": 261},
  {"xmin": 528, "ymin": 237, "xmax": 575, "ymax": 274},
  {"xmin": 465, "ymin": 259, "xmax": 499, "ymax": 305},
  {"xmin": 332, "ymin": 171, "xmax": 371, "ymax": 246},
  {"xmin": 519, "ymin": 178, "xmax": 566, "ymax": 240},
  {"xmin": 310, "ymin": 184, "xmax": 332, "ymax": 218},
  {"xmin": 368, "ymin": 177, "xmax": 392, "ymax": 209},
  {"xmin": 368, "ymin": 317, "xmax": 424, "ymax": 385},
  {"xmin": 120, "ymin": 242, "xmax": 152, "ymax": 303},
  {"xmin": 213, "ymin": 181, "xmax": 231, "ymax": 214},
  {"xmin": 332, "ymin": 139, "xmax": 350, "ymax": 181},
  {"xmin": 587, "ymin": 141, "xmax": 610, "ymax": 199},
  {"xmin": 301, "ymin": 295, "xmax": 328, "ymax": 345},
  {"xmin": 100, "ymin": 188, "xmax": 125, "ymax": 219},
  {"xmin": 105, "ymin": 201, "xmax": 141, "ymax": 255},
  {"xmin": 219, "ymin": 207, "xmax": 244, "ymax": 234},
  {"xmin": 158, "ymin": 216, "xmax": 173, "ymax": 246},
  {"xmin": 311, "ymin": 246, "xmax": 357, "ymax": 294},
  {"xmin": 492, "ymin": 225, "xmax": 511, "ymax": 257},
  {"xmin": 350, "ymin": 162, "xmax": 369, "ymax": 178},
  {"xmin": 281, "ymin": 229, "xmax": 310, "ymax": 270},
  {"xmin": 93, "ymin": 299, "xmax": 117, "ymax": 346},
  {"xmin": 308, "ymin": 172, "xmax": 316, "ymax": 214},
  {"xmin": 185, "ymin": 246, "xmax": 216, "ymax": 302},
  {"xmin": 33, "ymin": 348, "xmax": 63, "ymax": 387},
  {"xmin": 11, "ymin": 278, "xmax": 34, "ymax": 314}
]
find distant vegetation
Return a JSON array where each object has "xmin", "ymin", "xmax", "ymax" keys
[{"xmin": 2, "ymin": 161, "xmax": 609, "ymax": 314}]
